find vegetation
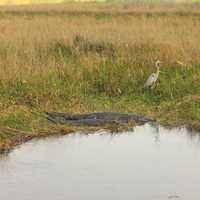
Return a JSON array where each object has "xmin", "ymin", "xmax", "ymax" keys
[{"xmin": 0, "ymin": 2, "xmax": 199, "ymax": 152}]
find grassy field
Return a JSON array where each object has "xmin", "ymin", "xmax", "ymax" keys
[{"xmin": 0, "ymin": 2, "xmax": 199, "ymax": 151}]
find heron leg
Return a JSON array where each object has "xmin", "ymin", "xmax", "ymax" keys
[
  {"xmin": 151, "ymin": 80, "xmax": 159, "ymax": 90},
  {"xmin": 150, "ymin": 83, "xmax": 156, "ymax": 90}
]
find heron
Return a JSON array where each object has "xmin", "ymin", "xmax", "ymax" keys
[{"xmin": 144, "ymin": 60, "xmax": 162, "ymax": 89}]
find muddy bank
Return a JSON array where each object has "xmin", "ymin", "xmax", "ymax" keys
[
  {"xmin": 1, "ymin": 111, "xmax": 199, "ymax": 154},
  {"xmin": 0, "ymin": 111, "xmax": 154, "ymax": 153},
  {"xmin": 0, "ymin": 127, "xmax": 73, "ymax": 154}
]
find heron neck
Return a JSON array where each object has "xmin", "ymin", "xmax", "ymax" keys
[{"xmin": 156, "ymin": 66, "xmax": 160, "ymax": 75}]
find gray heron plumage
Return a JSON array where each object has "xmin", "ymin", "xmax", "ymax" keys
[{"xmin": 144, "ymin": 60, "xmax": 162, "ymax": 89}]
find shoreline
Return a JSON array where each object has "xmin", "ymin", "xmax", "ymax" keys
[{"xmin": 0, "ymin": 112, "xmax": 199, "ymax": 154}]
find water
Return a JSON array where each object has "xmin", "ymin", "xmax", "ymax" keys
[{"xmin": 0, "ymin": 124, "xmax": 200, "ymax": 200}]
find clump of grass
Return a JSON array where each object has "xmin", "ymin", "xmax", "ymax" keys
[{"xmin": 0, "ymin": 109, "xmax": 33, "ymax": 131}]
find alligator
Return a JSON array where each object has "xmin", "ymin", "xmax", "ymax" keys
[{"xmin": 46, "ymin": 112, "xmax": 155, "ymax": 126}]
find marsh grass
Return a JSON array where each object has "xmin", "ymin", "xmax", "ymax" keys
[{"xmin": 0, "ymin": 2, "xmax": 199, "ymax": 150}]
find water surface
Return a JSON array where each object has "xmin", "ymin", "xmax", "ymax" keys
[{"xmin": 0, "ymin": 124, "xmax": 200, "ymax": 200}]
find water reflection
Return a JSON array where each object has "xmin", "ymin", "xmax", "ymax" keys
[{"xmin": 0, "ymin": 124, "xmax": 200, "ymax": 200}]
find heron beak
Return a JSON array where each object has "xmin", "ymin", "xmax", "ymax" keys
[
  {"xmin": 177, "ymin": 61, "xmax": 184, "ymax": 65},
  {"xmin": 160, "ymin": 71, "xmax": 166, "ymax": 74}
]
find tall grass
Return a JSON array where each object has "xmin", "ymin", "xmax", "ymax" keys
[{"xmin": 0, "ymin": 2, "xmax": 199, "ymax": 131}]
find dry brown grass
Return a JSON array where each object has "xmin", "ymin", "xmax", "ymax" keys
[
  {"xmin": 1, "ymin": 2, "xmax": 200, "ymax": 13},
  {"xmin": 0, "ymin": 3, "xmax": 200, "ymax": 78}
]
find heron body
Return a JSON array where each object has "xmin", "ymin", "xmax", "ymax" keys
[{"xmin": 144, "ymin": 60, "xmax": 161, "ymax": 89}]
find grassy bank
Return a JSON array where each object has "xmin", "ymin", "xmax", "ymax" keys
[{"xmin": 0, "ymin": 2, "xmax": 199, "ymax": 152}]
